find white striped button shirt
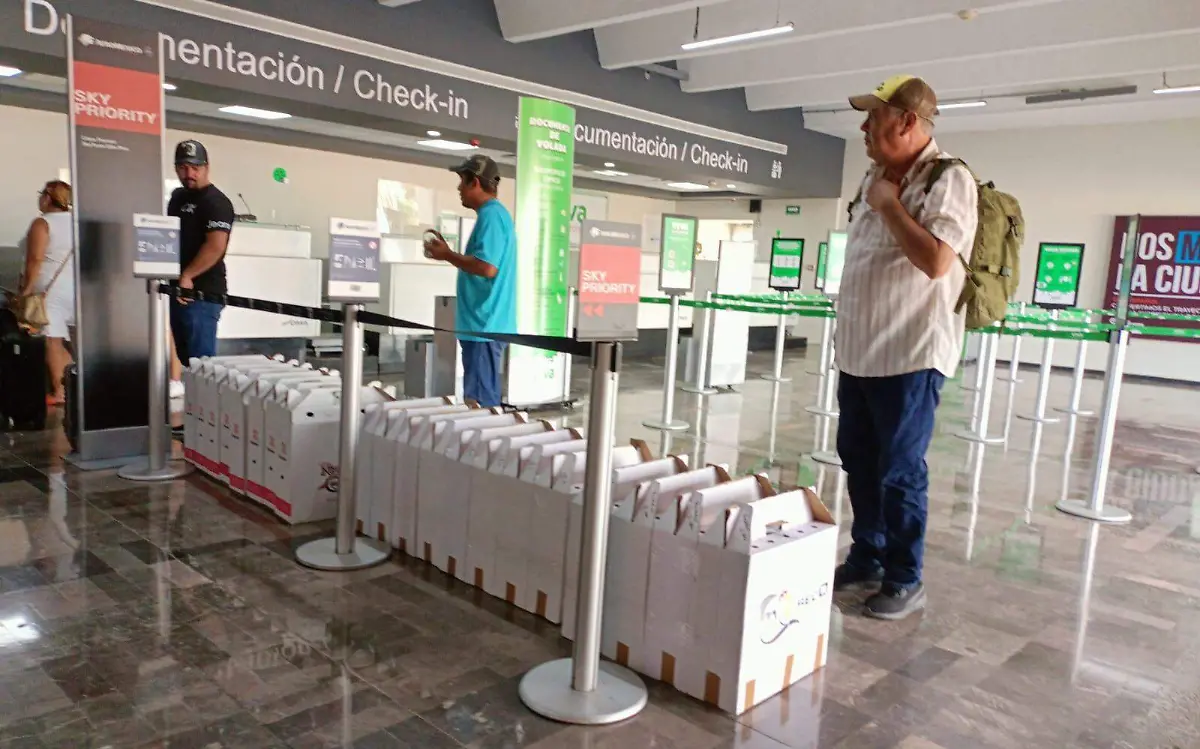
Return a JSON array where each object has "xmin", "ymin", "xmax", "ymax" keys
[{"xmin": 836, "ymin": 139, "xmax": 978, "ymax": 379}]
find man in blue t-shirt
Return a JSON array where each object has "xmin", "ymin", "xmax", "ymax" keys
[{"xmin": 423, "ymin": 155, "xmax": 516, "ymax": 407}]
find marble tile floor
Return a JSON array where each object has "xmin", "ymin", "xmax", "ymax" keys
[{"xmin": 1, "ymin": 348, "xmax": 1199, "ymax": 748}]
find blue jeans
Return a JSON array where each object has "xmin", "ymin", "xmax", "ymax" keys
[
  {"xmin": 170, "ymin": 298, "xmax": 222, "ymax": 366},
  {"xmin": 837, "ymin": 369, "xmax": 944, "ymax": 589},
  {"xmin": 460, "ymin": 340, "xmax": 506, "ymax": 407}
]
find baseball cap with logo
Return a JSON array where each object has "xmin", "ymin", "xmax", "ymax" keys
[
  {"xmin": 174, "ymin": 139, "xmax": 209, "ymax": 167},
  {"xmin": 450, "ymin": 154, "xmax": 501, "ymax": 187},
  {"xmin": 849, "ymin": 75, "xmax": 939, "ymax": 120}
]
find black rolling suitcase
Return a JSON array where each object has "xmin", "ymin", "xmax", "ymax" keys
[{"xmin": 0, "ymin": 326, "xmax": 48, "ymax": 431}]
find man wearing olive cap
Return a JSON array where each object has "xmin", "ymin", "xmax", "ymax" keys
[
  {"xmin": 423, "ymin": 154, "xmax": 516, "ymax": 407},
  {"xmin": 167, "ymin": 139, "xmax": 235, "ymax": 365},
  {"xmin": 833, "ymin": 76, "xmax": 979, "ymax": 620}
]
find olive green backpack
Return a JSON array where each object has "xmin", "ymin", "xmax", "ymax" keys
[{"xmin": 850, "ymin": 158, "xmax": 1024, "ymax": 329}]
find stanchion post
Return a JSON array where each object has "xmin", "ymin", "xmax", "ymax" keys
[
  {"xmin": 1056, "ymin": 329, "xmax": 1132, "ymax": 523},
  {"xmin": 681, "ymin": 292, "xmax": 718, "ymax": 396},
  {"xmin": 1019, "ymin": 312, "xmax": 1061, "ymax": 424},
  {"xmin": 119, "ymin": 282, "xmax": 193, "ymax": 482},
  {"xmin": 519, "ymin": 342, "xmax": 648, "ymax": 724},
  {"xmin": 1055, "ymin": 339, "xmax": 1093, "ymax": 417},
  {"xmin": 295, "ymin": 303, "xmax": 392, "ymax": 569},
  {"xmin": 762, "ymin": 291, "xmax": 792, "ymax": 383},
  {"xmin": 961, "ymin": 332, "xmax": 984, "ymax": 392},
  {"xmin": 955, "ymin": 332, "xmax": 1005, "ymax": 445},
  {"xmin": 808, "ymin": 315, "xmax": 833, "ymax": 376},
  {"xmin": 643, "ymin": 293, "xmax": 689, "ymax": 431}
]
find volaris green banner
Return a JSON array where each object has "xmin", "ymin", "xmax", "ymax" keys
[
  {"xmin": 509, "ymin": 96, "xmax": 576, "ymax": 406},
  {"xmin": 814, "ymin": 241, "xmax": 828, "ymax": 290},
  {"xmin": 768, "ymin": 238, "xmax": 804, "ymax": 291}
]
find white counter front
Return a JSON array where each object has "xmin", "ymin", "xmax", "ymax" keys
[
  {"xmin": 218, "ymin": 256, "xmax": 323, "ymax": 339},
  {"xmin": 228, "ymin": 222, "xmax": 311, "ymax": 258}
]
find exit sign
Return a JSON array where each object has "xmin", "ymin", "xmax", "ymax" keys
[{"xmin": 786, "ymin": 205, "xmax": 802, "ymax": 216}]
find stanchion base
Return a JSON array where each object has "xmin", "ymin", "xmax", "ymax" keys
[
  {"xmin": 1016, "ymin": 414, "xmax": 1062, "ymax": 424},
  {"xmin": 118, "ymin": 458, "xmax": 194, "ymax": 482},
  {"xmin": 997, "ymin": 377, "xmax": 1024, "ymax": 384},
  {"xmin": 519, "ymin": 659, "xmax": 647, "ymax": 725},
  {"xmin": 1053, "ymin": 407, "xmax": 1095, "ymax": 417},
  {"xmin": 680, "ymin": 385, "xmax": 718, "ymax": 396},
  {"xmin": 805, "ymin": 406, "xmax": 840, "ymax": 419},
  {"xmin": 1055, "ymin": 499, "xmax": 1132, "ymax": 524},
  {"xmin": 642, "ymin": 419, "xmax": 689, "ymax": 432},
  {"xmin": 760, "ymin": 375, "xmax": 792, "ymax": 383},
  {"xmin": 953, "ymin": 430, "xmax": 1005, "ymax": 446},
  {"xmin": 295, "ymin": 537, "xmax": 391, "ymax": 571},
  {"xmin": 812, "ymin": 450, "xmax": 842, "ymax": 467}
]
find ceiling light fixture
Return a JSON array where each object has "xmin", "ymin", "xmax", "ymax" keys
[
  {"xmin": 162, "ymin": 82, "xmax": 177, "ymax": 91},
  {"xmin": 218, "ymin": 105, "xmax": 291, "ymax": 120},
  {"xmin": 726, "ymin": 183, "xmax": 737, "ymax": 189},
  {"xmin": 416, "ymin": 138, "xmax": 477, "ymax": 151},
  {"xmin": 426, "ymin": 129, "xmax": 441, "ymax": 137},
  {"xmin": 604, "ymin": 162, "xmax": 616, "ymax": 168},
  {"xmin": 594, "ymin": 169, "xmax": 629, "ymax": 177},
  {"xmin": 683, "ymin": 2, "xmax": 793, "ymax": 51},
  {"xmin": 938, "ymin": 99, "xmax": 987, "ymax": 110},
  {"xmin": 0, "ymin": 65, "xmax": 22, "ymax": 77},
  {"xmin": 1154, "ymin": 84, "xmax": 1200, "ymax": 95},
  {"xmin": 682, "ymin": 22, "xmax": 793, "ymax": 50},
  {"xmin": 667, "ymin": 181, "xmax": 710, "ymax": 190}
]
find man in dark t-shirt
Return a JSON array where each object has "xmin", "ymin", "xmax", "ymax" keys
[{"xmin": 167, "ymin": 139, "xmax": 234, "ymax": 365}]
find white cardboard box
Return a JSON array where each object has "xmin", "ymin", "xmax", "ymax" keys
[
  {"xmin": 703, "ymin": 488, "xmax": 836, "ymax": 714},
  {"xmin": 465, "ymin": 428, "xmax": 578, "ymax": 597},
  {"xmin": 262, "ymin": 383, "xmax": 393, "ymax": 524},
  {"xmin": 452, "ymin": 421, "xmax": 554, "ymax": 584},
  {"xmin": 217, "ymin": 361, "xmax": 312, "ymax": 489},
  {"xmin": 183, "ymin": 356, "xmax": 272, "ymax": 470},
  {"xmin": 543, "ymin": 441, "xmax": 652, "ymax": 627},
  {"xmin": 676, "ymin": 475, "xmax": 776, "ymax": 702},
  {"xmin": 245, "ymin": 373, "xmax": 341, "ymax": 507},
  {"xmin": 560, "ymin": 454, "xmax": 690, "ymax": 671},
  {"xmin": 640, "ymin": 465, "xmax": 734, "ymax": 685},
  {"xmin": 416, "ymin": 411, "xmax": 528, "ymax": 576},
  {"xmin": 384, "ymin": 404, "xmax": 471, "ymax": 554},
  {"xmin": 354, "ymin": 397, "xmax": 456, "ymax": 542},
  {"xmin": 486, "ymin": 434, "xmax": 584, "ymax": 606}
]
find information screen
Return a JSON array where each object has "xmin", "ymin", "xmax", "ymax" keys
[
  {"xmin": 768, "ymin": 238, "xmax": 804, "ymax": 291},
  {"xmin": 814, "ymin": 241, "xmax": 828, "ymax": 290},
  {"xmin": 1032, "ymin": 242, "xmax": 1085, "ymax": 309},
  {"xmin": 659, "ymin": 214, "xmax": 699, "ymax": 292},
  {"xmin": 824, "ymin": 231, "xmax": 848, "ymax": 296}
]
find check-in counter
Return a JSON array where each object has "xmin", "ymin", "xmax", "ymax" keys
[
  {"xmin": 218, "ymin": 222, "xmax": 322, "ymax": 340},
  {"xmin": 370, "ymin": 233, "xmax": 458, "ymax": 334}
]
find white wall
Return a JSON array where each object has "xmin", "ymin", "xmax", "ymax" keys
[{"xmin": 840, "ymin": 118, "xmax": 1200, "ymax": 382}]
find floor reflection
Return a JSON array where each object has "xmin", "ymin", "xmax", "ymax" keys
[{"xmin": 0, "ymin": 349, "xmax": 1198, "ymax": 747}]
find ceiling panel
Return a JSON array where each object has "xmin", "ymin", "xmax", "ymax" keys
[{"xmin": 496, "ymin": 0, "xmax": 1200, "ymax": 135}]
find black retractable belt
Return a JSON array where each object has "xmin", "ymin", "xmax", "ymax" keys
[{"xmin": 158, "ymin": 285, "xmax": 591, "ymax": 356}]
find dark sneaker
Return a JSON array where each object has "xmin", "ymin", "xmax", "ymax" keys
[
  {"xmin": 864, "ymin": 583, "xmax": 926, "ymax": 620},
  {"xmin": 833, "ymin": 563, "xmax": 884, "ymax": 592}
]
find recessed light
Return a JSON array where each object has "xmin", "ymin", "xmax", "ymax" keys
[
  {"xmin": 938, "ymin": 100, "xmax": 987, "ymax": 110},
  {"xmin": 594, "ymin": 169, "xmax": 629, "ymax": 177},
  {"xmin": 1154, "ymin": 84, "xmax": 1200, "ymax": 95},
  {"xmin": 726, "ymin": 183, "xmax": 737, "ymax": 189},
  {"xmin": 416, "ymin": 139, "xmax": 477, "ymax": 151},
  {"xmin": 0, "ymin": 66, "xmax": 22, "ymax": 78},
  {"xmin": 426, "ymin": 129, "xmax": 441, "ymax": 137},
  {"xmin": 604, "ymin": 162, "xmax": 615, "ymax": 168},
  {"xmin": 218, "ymin": 105, "xmax": 291, "ymax": 120},
  {"xmin": 667, "ymin": 181, "xmax": 710, "ymax": 190},
  {"xmin": 162, "ymin": 82, "xmax": 177, "ymax": 91}
]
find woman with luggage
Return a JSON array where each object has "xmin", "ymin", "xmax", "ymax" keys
[{"xmin": 18, "ymin": 180, "xmax": 76, "ymax": 407}]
